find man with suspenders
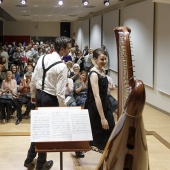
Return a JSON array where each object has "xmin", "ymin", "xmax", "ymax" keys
[{"xmin": 24, "ymin": 36, "xmax": 72, "ymax": 170}]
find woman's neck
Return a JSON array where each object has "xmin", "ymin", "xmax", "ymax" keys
[
  {"xmin": 6, "ymin": 78, "xmax": 11, "ymax": 82},
  {"xmin": 95, "ymin": 65, "xmax": 103, "ymax": 73}
]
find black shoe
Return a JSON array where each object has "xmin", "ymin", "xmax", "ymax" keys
[
  {"xmin": 75, "ymin": 151, "xmax": 85, "ymax": 158},
  {"xmin": 24, "ymin": 158, "xmax": 35, "ymax": 168},
  {"xmin": 44, "ymin": 160, "xmax": 53, "ymax": 170},
  {"xmin": 15, "ymin": 118, "xmax": 22, "ymax": 125},
  {"xmin": 36, "ymin": 160, "xmax": 53, "ymax": 170}
]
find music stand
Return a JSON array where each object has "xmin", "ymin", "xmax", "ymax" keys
[{"xmin": 35, "ymin": 141, "xmax": 90, "ymax": 170}]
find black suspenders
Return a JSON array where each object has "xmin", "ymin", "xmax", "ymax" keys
[{"xmin": 42, "ymin": 55, "xmax": 62, "ymax": 90}]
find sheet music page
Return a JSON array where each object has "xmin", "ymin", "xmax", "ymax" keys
[
  {"xmin": 71, "ymin": 110, "xmax": 93, "ymax": 141},
  {"xmin": 37, "ymin": 107, "xmax": 81, "ymax": 110},
  {"xmin": 31, "ymin": 110, "xmax": 52, "ymax": 141},
  {"xmin": 31, "ymin": 108, "xmax": 93, "ymax": 142}
]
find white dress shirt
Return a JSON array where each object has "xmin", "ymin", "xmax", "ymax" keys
[
  {"xmin": 65, "ymin": 78, "xmax": 74, "ymax": 96},
  {"xmin": 30, "ymin": 52, "xmax": 67, "ymax": 107}
]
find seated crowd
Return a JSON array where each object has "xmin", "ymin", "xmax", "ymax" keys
[{"xmin": 0, "ymin": 40, "xmax": 117, "ymax": 126}]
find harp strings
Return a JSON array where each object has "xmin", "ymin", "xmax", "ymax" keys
[{"xmin": 119, "ymin": 34, "xmax": 133, "ymax": 103}]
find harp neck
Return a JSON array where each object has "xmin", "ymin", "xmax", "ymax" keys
[{"xmin": 114, "ymin": 27, "xmax": 135, "ymax": 117}]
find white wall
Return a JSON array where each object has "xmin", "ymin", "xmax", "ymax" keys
[
  {"xmin": 71, "ymin": 0, "xmax": 170, "ymax": 115},
  {"xmin": 3, "ymin": 21, "xmax": 60, "ymax": 36},
  {"xmin": 123, "ymin": 0, "xmax": 154, "ymax": 87},
  {"xmin": 102, "ymin": 10, "xmax": 119, "ymax": 72},
  {"xmin": 81, "ymin": 19, "xmax": 90, "ymax": 50},
  {"xmin": 156, "ymin": 3, "xmax": 170, "ymax": 95},
  {"xmin": 75, "ymin": 21, "xmax": 83, "ymax": 50},
  {"xmin": 90, "ymin": 15, "xmax": 102, "ymax": 49}
]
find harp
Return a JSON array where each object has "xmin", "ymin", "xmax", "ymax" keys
[{"xmin": 96, "ymin": 27, "xmax": 149, "ymax": 170}]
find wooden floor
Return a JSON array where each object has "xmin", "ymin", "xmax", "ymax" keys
[{"xmin": 0, "ymin": 97, "xmax": 170, "ymax": 169}]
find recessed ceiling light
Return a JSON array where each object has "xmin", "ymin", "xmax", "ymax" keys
[
  {"xmin": 21, "ymin": 0, "xmax": 27, "ymax": 5},
  {"xmin": 58, "ymin": 0, "xmax": 64, "ymax": 6}
]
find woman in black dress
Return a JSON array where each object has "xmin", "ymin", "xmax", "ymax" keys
[{"xmin": 85, "ymin": 48, "xmax": 115, "ymax": 152}]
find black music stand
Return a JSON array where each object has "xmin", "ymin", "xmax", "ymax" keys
[{"xmin": 35, "ymin": 141, "xmax": 90, "ymax": 170}]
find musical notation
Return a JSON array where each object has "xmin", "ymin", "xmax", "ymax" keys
[{"xmin": 31, "ymin": 108, "xmax": 93, "ymax": 142}]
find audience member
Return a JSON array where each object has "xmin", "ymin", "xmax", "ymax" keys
[
  {"xmin": 0, "ymin": 46, "xmax": 9, "ymax": 69},
  {"xmin": 70, "ymin": 63, "xmax": 80, "ymax": 83},
  {"xmin": 66, "ymin": 61, "xmax": 74, "ymax": 78},
  {"xmin": 0, "ymin": 64, "xmax": 6, "ymax": 88},
  {"xmin": 69, "ymin": 47, "xmax": 76, "ymax": 64},
  {"xmin": 0, "ymin": 71, "xmax": 17, "ymax": 124},
  {"xmin": 84, "ymin": 48, "xmax": 93, "ymax": 74},
  {"xmin": 106, "ymin": 75, "xmax": 118, "ymax": 113},
  {"xmin": 10, "ymin": 64, "xmax": 20, "ymax": 85},
  {"xmin": 65, "ymin": 78, "xmax": 76, "ymax": 106},
  {"xmin": 62, "ymin": 54, "xmax": 72, "ymax": 63},
  {"xmin": 13, "ymin": 72, "xmax": 35, "ymax": 125},
  {"xmin": 12, "ymin": 47, "xmax": 23, "ymax": 71},
  {"xmin": 83, "ymin": 45, "xmax": 89, "ymax": 56},
  {"xmin": 74, "ymin": 71, "xmax": 87, "ymax": 108}
]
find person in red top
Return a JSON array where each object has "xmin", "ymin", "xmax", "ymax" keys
[{"xmin": 13, "ymin": 72, "xmax": 35, "ymax": 125}]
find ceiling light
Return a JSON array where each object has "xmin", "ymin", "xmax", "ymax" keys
[
  {"xmin": 21, "ymin": 0, "xmax": 27, "ymax": 5},
  {"xmin": 58, "ymin": 0, "xmax": 64, "ymax": 5},
  {"xmin": 82, "ymin": 0, "xmax": 89, "ymax": 6},
  {"xmin": 104, "ymin": 0, "xmax": 110, "ymax": 6},
  {"xmin": 0, "ymin": 0, "xmax": 3, "ymax": 4}
]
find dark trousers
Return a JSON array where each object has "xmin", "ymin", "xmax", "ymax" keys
[
  {"xmin": 0, "ymin": 99, "xmax": 12, "ymax": 120},
  {"xmin": 13, "ymin": 97, "xmax": 35, "ymax": 119},
  {"xmin": 27, "ymin": 89, "xmax": 59, "ymax": 169}
]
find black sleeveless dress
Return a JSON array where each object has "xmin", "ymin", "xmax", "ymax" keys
[{"xmin": 85, "ymin": 71, "xmax": 115, "ymax": 150}]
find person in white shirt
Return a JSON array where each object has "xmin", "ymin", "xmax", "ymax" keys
[
  {"xmin": 25, "ymin": 46, "xmax": 32, "ymax": 59},
  {"xmin": 0, "ymin": 46, "xmax": 9, "ymax": 69},
  {"xmin": 84, "ymin": 48, "xmax": 93, "ymax": 74},
  {"xmin": 65, "ymin": 77, "xmax": 76, "ymax": 106},
  {"xmin": 24, "ymin": 36, "xmax": 72, "ymax": 170}
]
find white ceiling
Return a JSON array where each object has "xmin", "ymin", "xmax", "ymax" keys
[{"xmin": 0, "ymin": 0, "xmax": 144, "ymax": 22}]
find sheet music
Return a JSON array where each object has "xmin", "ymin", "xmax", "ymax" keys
[
  {"xmin": 31, "ymin": 108, "xmax": 93, "ymax": 142},
  {"xmin": 37, "ymin": 107, "xmax": 81, "ymax": 110}
]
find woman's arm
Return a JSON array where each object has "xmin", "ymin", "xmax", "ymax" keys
[
  {"xmin": 74, "ymin": 82, "xmax": 83, "ymax": 94},
  {"xmin": 11, "ymin": 79, "xmax": 17, "ymax": 94},
  {"xmin": 90, "ymin": 72, "xmax": 109, "ymax": 130},
  {"xmin": 18, "ymin": 79, "xmax": 25, "ymax": 92}
]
